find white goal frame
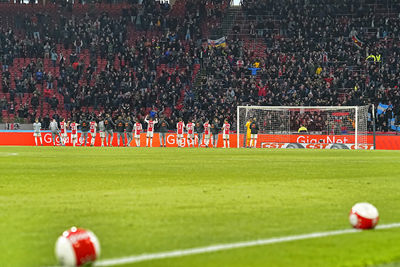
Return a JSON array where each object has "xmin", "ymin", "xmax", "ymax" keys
[{"xmin": 236, "ymin": 105, "xmax": 372, "ymax": 149}]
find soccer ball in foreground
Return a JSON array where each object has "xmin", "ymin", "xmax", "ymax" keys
[
  {"xmin": 55, "ymin": 227, "xmax": 100, "ymax": 266},
  {"xmin": 349, "ymin": 203, "xmax": 379, "ymax": 229}
]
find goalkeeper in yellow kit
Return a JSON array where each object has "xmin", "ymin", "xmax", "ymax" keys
[{"xmin": 245, "ymin": 118, "xmax": 252, "ymax": 147}]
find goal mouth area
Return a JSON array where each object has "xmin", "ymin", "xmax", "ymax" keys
[
  {"xmin": 260, "ymin": 142, "xmax": 374, "ymax": 150},
  {"xmin": 237, "ymin": 105, "xmax": 371, "ymax": 150}
]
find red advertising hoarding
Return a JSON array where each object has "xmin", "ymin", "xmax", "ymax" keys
[{"xmin": 0, "ymin": 131, "xmax": 399, "ymax": 150}]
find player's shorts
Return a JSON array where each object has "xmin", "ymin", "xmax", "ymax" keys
[
  {"xmin": 251, "ymin": 134, "xmax": 258, "ymax": 139},
  {"xmin": 187, "ymin": 133, "xmax": 194, "ymax": 139},
  {"xmin": 177, "ymin": 134, "xmax": 183, "ymax": 138},
  {"xmin": 71, "ymin": 134, "xmax": 77, "ymax": 139},
  {"xmin": 134, "ymin": 134, "xmax": 140, "ymax": 139},
  {"xmin": 146, "ymin": 131, "xmax": 154, "ymax": 138},
  {"xmin": 90, "ymin": 132, "xmax": 97, "ymax": 136},
  {"xmin": 204, "ymin": 133, "xmax": 211, "ymax": 139},
  {"xmin": 33, "ymin": 132, "xmax": 41, "ymax": 137},
  {"xmin": 223, "ymin": 134, "xmax": 229, "ymax": 139},
  {"xmin": 100, "ymin": 131, "xmax": 105, "ymax": 138}
]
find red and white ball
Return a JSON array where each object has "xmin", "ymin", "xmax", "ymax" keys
[
  {"xmin": 349, "ymin": 203, "xmax": 379, "ymax": 229},
  {"xmin": 55, "ymin": 227, "xmax": 100, "ymax": 266}
]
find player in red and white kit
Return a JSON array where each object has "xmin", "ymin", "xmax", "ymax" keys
[
  {"xmin": 222, "ymin": 119, "xmax": 230, "ymax": 148},
  {"xmin": 89, "ymin": 119, "xmax": 97, "ymax": 146},
  {"xmin": 203, "ymin": 120, "xmax": 211, "ymax": 148},
  {"xmin": 70, "ymin": 120, "xmax": 79, "ymax": 147},
  {"xmin": 144, "ymin": 115, "xmax": 158, "ymax": 147},
  {"xmin": 176, "ymin": 118, "xmax": 185, "ymax": 147},
  {"xmin": 134, "ymin": 119, "xmax": 143, "ymax": 147},
  {"xmin": 60, "ymin": 118, "xmax": 68, "ymax": 146},
  {"xmin": 186, "ymin": 119, "xmax": 195, "ymax": 148}
]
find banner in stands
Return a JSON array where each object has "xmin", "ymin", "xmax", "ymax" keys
[{"xmin": 0, "ymin": 131, "xmax": 399, "ymax": 150}]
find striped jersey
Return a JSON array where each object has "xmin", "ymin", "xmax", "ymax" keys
[
  {"xmin": 70, "ymin": 123, "xmax": 78, "ymax": 135},
  {"xmin": 177, "ymin": 121, "xmax": 185, "ymax": 135},
  {"xmin": 186, "ymin": 122, "xmax": 194, "ymax": 135}
]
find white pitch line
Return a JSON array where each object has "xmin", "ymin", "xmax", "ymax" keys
[
  {"xmin": 0, "ymin": 152, "xmax": 18, "ymax": 156},
  {"xmin": 95, "ymin": 222, "xmax": 400, "ymax": 266}
]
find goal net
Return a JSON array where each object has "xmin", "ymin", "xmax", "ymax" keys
[{"xmin": 236, "ymin": 106, "xmax": 373, "ymax": 149}]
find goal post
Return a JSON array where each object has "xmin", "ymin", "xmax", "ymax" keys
[{"xmin": 237, "ymin": 105, "xmax": 372, "ymax": 149}]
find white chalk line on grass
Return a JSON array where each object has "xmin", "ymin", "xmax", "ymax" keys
[
  {"xmin": 0, "ymin": 152, "xmax": 18, "ymax": 156},
  {"xmin": 94, "ymin": 222, "xmax": 400, "ymax": 266}
]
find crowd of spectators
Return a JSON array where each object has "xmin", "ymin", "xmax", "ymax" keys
[
  {"xmin": 1, "ymin": 0, "xmax": 400, "ymax": 133},
  {"xmin": 198, "ymin": 0, "xmax": 400, "ymax": 132}
]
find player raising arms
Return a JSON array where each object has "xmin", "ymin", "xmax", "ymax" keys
[
  {"xmin": 70, "ymin": 119, "xmax": 79, "ymax": 147},
  {"xmin": 134, "ymin": 118, "xmax": 142, "ymax": 147},
  {"xmin": 176, "ymin": 118, "xmax": 185, "ymax": 147},
  {"xmin": 33, "ymin": 118, "xmax": 43, "ymax": 146},
  {"xmin": 250, "ymin": 118, "xmax": 259, "ymax": 148},
  {"xmin": 222, "ymin": 119, "xmax": 230, "ymax": 148},
  {"xmin": 144, "ymin": 115, "xmax": 158, "ymax": 147},
  {"xmin": 186, "ymin": 119, "xmax": 195, "ymax": 148},
  {"xmin": 60, "ymin": 118, "xmax": 68, "ymax": 146},
  {"xmin": 203, "ymin": 119, "xmax": 211, "ymax": 148},
  {"xmin": 89, "ymin": 117, "xmax": 97, "ymax": 146}
]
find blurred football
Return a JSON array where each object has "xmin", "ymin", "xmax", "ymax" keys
[
  {"xmin": 349, "ymin": 202, "xmax": 379, "ymax": 229},
  {"xmin": 55, "ymin": 227, "xmax": 100, "ymax": 266}
]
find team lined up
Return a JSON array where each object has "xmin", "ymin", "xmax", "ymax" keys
[{"xmin": 32, "ymin": 115, "xmax": 233, "ymax": 148}]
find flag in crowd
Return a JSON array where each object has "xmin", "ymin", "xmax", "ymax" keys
[
  {"xmin": 208, "ymin": 36, "xmax": 227, "ymax": 47},
  {"xmin": 377, "ymin": 103, "xmax": 392, "ymax": 115},
  {"xmin": 351, "ymin": 35, "xmax": 363, "ymax": 48}
]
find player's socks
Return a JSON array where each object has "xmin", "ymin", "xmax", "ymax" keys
[
  {"xmin": 73, "ymin": 140, "xmax": 76, "ymax": 147},
  {"xmin": 146, "ymin": 138, "xmax": 149, "ymax": 147},
  {"xmin": 150, "ymin": 139, "xmax": 153, "ymax": 147},
  {"xmin": 250, "ymin": 140, "xmax": 253, "ymax": 147},
  {"xmin": 228, "ymin": 141, "xmax": 230, "ymax": 148},
  {"xmin": 35, "ymin": 137, "xmax": 38, "ymax": 146},
  {"xmin": 39, "ymin": 137, "xmax": 43, "ymax": 145},
  {"xmin": 254, "ymin": 140, "xmax": 257, "ymax": 148}
]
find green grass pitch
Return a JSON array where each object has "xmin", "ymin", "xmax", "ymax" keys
[{"xmin": 1, "ymin": 147, "xmax": 400, "ymax": 267}]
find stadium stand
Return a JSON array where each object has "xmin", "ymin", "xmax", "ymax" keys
[{"xmin": 0, "ymin": 0, "xmax": 399, "ymax": 132}]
